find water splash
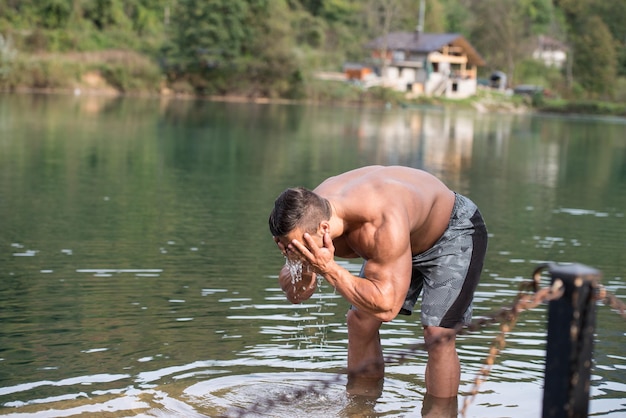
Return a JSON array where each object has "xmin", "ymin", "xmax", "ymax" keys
[{"xmin": 285, "ymin": 258, "xmax": 303, "ymax": 284}]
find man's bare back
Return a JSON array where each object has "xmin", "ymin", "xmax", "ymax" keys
[
  {"xmin": 274, "ymin": 165, "xmax": 456, "ymax": 322},
  {"xmin": 314, "ymin": 165, "xmax": 455, "ymax": 257}
]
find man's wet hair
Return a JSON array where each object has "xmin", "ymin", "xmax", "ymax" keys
[{"xmin": 269, "ymin": 187, "xmax": 331, "ymax": 237}]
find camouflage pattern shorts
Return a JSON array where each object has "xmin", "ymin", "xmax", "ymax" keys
[{"xmin": 402, "ymin": 193, "xmax": 488, "ymax": 328}]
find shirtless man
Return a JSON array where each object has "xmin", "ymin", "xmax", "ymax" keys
[{"xmin": 268, "ymin": 165, "xmax": 488, "ymax": 400}]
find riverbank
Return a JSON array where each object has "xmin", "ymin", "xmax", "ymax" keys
[
  {"xmin": 2, "ymin": 78, "xmax": 625, "ymax": 118},
  {"xmin": 534, "ymin": 99, "xmax": 626, "ymax": 118}
]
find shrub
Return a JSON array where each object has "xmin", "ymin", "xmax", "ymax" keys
[{"xmin": 96, "ymin": 51, "xmax": 162, "ymax": 93}]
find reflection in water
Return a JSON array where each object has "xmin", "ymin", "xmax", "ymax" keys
[
  {"xmin": 346, "ymin": 374, "xmax": 384, "ymax": 399},
  {"xmin": 352, "ymin": 109, "xmax": 477, "ymax": 179},
  {"xmin": 421, "ymin": 394, "xmax": 458, "ymax": 418},
  {"xmin": 0, "ymin": 95, "xmax": 625, "ymax": 417}
]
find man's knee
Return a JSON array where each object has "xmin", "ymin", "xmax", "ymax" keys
[{"xmin": 423, "ymin": 326, "xmax": 457, "ymax": 354}]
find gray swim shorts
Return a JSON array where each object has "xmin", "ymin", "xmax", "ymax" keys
[{"xmin": 358, "ymin": 193, "xmax": 488, "ymax": 328}]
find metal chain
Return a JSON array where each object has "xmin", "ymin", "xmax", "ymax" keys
[
  {"xmin": 460, "ymin": 279, "xmax": 565, "ymax": 416},
  {"xmin": 596, "ymin": 284, "xmax": 626, "ymax": 319}
]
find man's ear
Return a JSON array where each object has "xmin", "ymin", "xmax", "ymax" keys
[{"xmin": 319, "ymin": 220, "xmax": 330, "ymax": 235}]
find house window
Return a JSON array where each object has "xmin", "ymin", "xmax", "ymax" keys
[
  {"xmin": 392, "ymin": 50, "xmax": 405, "ymax": 62},
  {"xmin": 451, "ymin": 63, "xmax": 462, "ymax": 77}
]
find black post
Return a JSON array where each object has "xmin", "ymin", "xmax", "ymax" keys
[{"xmin": 541, "ymin": 263, "xmax": 601, "ymax": 418}]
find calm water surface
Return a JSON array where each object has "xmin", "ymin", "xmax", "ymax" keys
[{"xmin": 0, "ymin": 94, "xmax": 625, "ymax": 417}]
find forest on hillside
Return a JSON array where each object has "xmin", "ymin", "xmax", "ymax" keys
[{"xmin": 0, "ymin": 0, "xmax": 624, "ymax": 102}]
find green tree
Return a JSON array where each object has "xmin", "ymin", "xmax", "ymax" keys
[
  {"xmin": 167, "ymin": 0, "xmax": 253, "ymax": 72},
  {"xmin": 0, "ymin": 0, "xmax": 39, "ymax": 28},
  {"xmin": 518, "ymin": 0, "xmax": 553, "ymax": 35},
  {"xmin": 466, "ymin": 0, "xmax": 526, "ymax": 76},
  {"xmin": 440, "ymin": 0, "xmax": 471, "ymax": 35},
  {"xmin": 297, "ymin": 0, "xmax": 324, "ymax": 16},
  {"xmin": 166, "ymin": 0, "xmax": 301, "ymax": 97},
  {"xmin": 39, "ymin": 0, "xmax": 73, "ymax": 29},
  {"xmin": 590, "ymin": 0, "xmax": 626, "ymax": 76},
  {"xmin": 245, "ymin": 0, "xmax": 302, "ymax": 97},
  {"xmin": 423, "ymin": 0, "xmax": 447, "ymax": 33},
  {"xmin": 321, "ymin": 0, "xmax": 361, "ymax": 25},
  {"xmin": 571, "ymin": 15, "xmax": 616, "ymax": 97},
  {"xmin": 555, "ymin": 0, "xmax": 621, "ymax": 94},
  {"xmin": 82, "ymin": 0, "xmax": 132, "ymax": 31},
  {"xmin": 362, "ymin": 0, "xmax": 423, "ymax": 36},
  {"xmin": 122, "ymin": 0, "xmax": 169, "ymax": 35}
]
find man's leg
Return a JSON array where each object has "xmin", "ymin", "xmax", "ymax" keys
[
  {"xmin": 423, "ymin": 325, "xmax": 459, "ymax": 398},
  {"xmin": 346, "ymin": 308, "xmax": 384, "ymax": 379}
]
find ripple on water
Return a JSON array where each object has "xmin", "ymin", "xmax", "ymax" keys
[{"xmin": 184, "ymin": 371, "xmax": 422, "ymax": 417}]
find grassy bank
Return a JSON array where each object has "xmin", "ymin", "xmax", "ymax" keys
[
  {"xmin": 0, "ymin": 49, "xmax": 164, "ymax": 95},
  {"xmin": 536, "ymin": 99, "xmax": 626, "ymax": 118}
]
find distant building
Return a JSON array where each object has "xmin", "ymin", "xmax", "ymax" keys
[
  {"xmin": 532, "ymin": 35, "xmax": 568, "ymax": 69},
  {"xmin": 343, "ymin": 63, "xmax": 374, "ymax": 82},
  {"xmin": 365, "ymin": 31, "xmax": 486, "ymax": 99}
]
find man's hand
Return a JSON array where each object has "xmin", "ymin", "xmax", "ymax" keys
[
  {"xmin": 292, "ymin": 232, "xmax": 336, "ymax": 276},
  {"xmin": 274, "ymin": 236, "xmax": 287, "ymax": 257}
]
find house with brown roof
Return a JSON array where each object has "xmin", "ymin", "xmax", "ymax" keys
[{"xmin": 365, "ymin": 31, "xmax": 486, "ymax": 99}]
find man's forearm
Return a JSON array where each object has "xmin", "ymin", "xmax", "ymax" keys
[{"xmin": 321, "ymin": 262, "xmax": 396, "ymax": 322}]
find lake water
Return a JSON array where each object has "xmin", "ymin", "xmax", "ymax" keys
[{"xmin": 0, "ymin": 94, "xmax": 625, "ymax": 417}]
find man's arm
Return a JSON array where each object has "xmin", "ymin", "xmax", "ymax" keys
[{"xmin": 294, "ymin": 231, "xmax": 412, "ymax": 322}]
